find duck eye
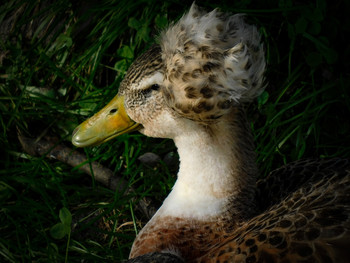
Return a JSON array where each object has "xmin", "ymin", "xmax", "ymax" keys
[
  {"xmin": 109, "ymin": 108, "xmax": 118, "ymax": 114},
  {"xmin": 142, "ymin": 84, "xmax": 160, "ymax": 95},
  {"xmin": 150, "ymin": 84, "xmax": 160, "ymax": 91}
]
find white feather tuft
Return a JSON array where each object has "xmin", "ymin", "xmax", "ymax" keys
[{"xmin": 160, "ymin": 3, "xmax": 266, "ymax": 110}]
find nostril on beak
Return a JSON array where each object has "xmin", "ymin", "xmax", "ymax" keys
[{"xmin": 109, "ymin": 108, "xmax": 118, "ymax": 114}]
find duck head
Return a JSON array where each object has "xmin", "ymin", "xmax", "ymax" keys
[{"xmin": 72, "ymin": 4, "xmax": 265, "ymax": 147}]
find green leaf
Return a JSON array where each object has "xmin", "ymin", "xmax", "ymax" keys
[
  {"xmin": 308, "ymin": 22, "xmax": 321, "ymax": 35},
  {"xmin": 128, "ymin": 17, "xmax": 141, "ymax": 29},
  {"xmin": 58, "ymin": 87, "xmax": 67, "ymax": 96},
  {"xmin": 323, "ymin": 48, "xmax": 338, "ymax": 64},
  {"xmin": 59, "ymin": 207, "xmax": 72, "ymax": 226},
  {"xmin": 77, "ymin": 101, "xmax": 98, "ymax": 115},
  {"xmin": 278, "ymin": 0, "xmax": 292, "ymax": 8},
  {"xmin": 137, "ymin": 26, "xmax": 151, "ymax": 42},
  {"xmin": 24, "ymin": 86, "xmax": 56, "ymax": 99},
  {"xmin": 309, "ymin": 8, "xmax": 323, "ymax": 22},
  {"xmin": 155, "ymin": 15, "xmax": 168, "ymax": 29},
  {"xmin": 50, "ymin": 223, "xmax": 68, "ymax": 239},
  {"xmin": 114, "ymin": 59, "xmax": 128, "ymax": 73},
  {"xmin": 317, "ymin": 36, "xmax": 330, "ymax": 46},
  {"xmin": 46, "ymin": 33, "xmax": 72, "ymax": 57},
  {"xmin": 117, "ymin": 46, "xmax": 134, "ymax": 59},
  {"xmin": 48, "ymin": 242, "xmax": 59, "ymax": 254},
  {"xmin": 56, "ymin": 34, "xmax": 73, "ymax": 49},
  {"xmin": 295, "ymin": 17, "xmax": 308, "ymax": 34},
  {"xmin": 257, "ymin": 91, "xmax": 269, "ymax": 108},
  {"xmin": 306, "ymin": 52, "xmax": 322, "ymax": 68}
]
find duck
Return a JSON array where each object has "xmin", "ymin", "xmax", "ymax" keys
[{"xmin": 72, "ymin": 4, "xmax": 350, "ymax": 263}]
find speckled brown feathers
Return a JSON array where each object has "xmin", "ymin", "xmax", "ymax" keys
[
  {"xmin": 119, "ymin": 45, "xmax": 163, "ymax": 96},
  {"xmin": 117, "ymin": 4, "xmax": 265, "ymax": 126},
  {"xmin": 198, "ymin": 159, "xmax": 350, "ymax": 263},
  {"xmin": 130, "ymin": 215, "xmax": 238, "ymax": 261},
  {"xmin": 160, "ymin": 4, "xmax": 265, "ymax": 123},
  {"xmin": 125, "ymin": 252, "xmax": 183, "ymax": 263}
]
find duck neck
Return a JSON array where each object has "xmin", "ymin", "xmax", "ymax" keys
[{"xmin": 159, "ymin": 107, "xmax": 258, "ymax": 221}]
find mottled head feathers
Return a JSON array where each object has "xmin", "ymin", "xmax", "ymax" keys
[
  {"xmin": 159, "ymin": 4, "xmax": 265, "ymax": 122},
  {"xmin": 120, "ymin": 4, "xmax": 265, "ymax": 123}
]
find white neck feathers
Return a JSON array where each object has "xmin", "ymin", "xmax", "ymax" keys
[{"xmin": 156, "ymin": 119, "xmax": 243, "ymax": 219}]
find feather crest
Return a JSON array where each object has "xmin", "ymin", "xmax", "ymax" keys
[{"xmin": 160, "ymin": 3, "xmax": 266, "ymax": 121}]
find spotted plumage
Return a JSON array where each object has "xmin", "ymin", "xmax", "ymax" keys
[
  {"xmin": 71, "ymin": 3, "xmax": 350, "ymax": 263},
  {"xmin": 200, "ymin": 159, "xmax": 350, "ymax": 263},
  {"xmin": 160, "ymin": 5, "xmax": 265, "ymax": 123}
]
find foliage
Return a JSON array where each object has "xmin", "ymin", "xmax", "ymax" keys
[{"xmin": 0, "ymin": 0, "xmax": 349, "ymax": 261}]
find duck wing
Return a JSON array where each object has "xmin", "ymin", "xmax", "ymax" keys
[{"xmin": 201, "ymin": 158, "xmax": 350, "ymax": 262}]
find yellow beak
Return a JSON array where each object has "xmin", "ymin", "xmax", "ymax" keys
[{"xmin": 72, "ymin": 95, "xmax": 140, "ymax": 147}]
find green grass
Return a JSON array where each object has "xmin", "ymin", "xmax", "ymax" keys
[{"xmin": 1, "ymin": 0, "xmax": 349, "ymax": 262}]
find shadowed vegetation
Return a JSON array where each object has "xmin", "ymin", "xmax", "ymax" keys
[{"xmin": 0, "ymin": 0, "xmax": 349, "ymax": 262}]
